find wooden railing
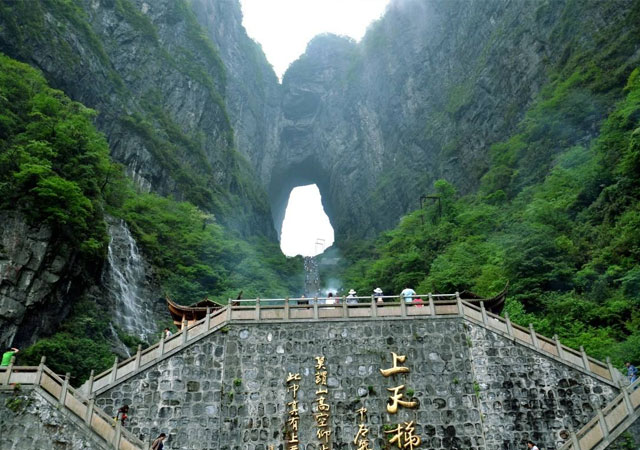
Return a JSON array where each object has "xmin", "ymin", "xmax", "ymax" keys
[
  {"xmin": 80, "ymin": 293, "xmax": 619, "ymax": 397},
  {"xmin": 559, "ymin": 378, "xmax": 640, "ymax": 450},
  {"xmin": 1, "ymin": 357, "xmax": 145, "ymax": 450}
]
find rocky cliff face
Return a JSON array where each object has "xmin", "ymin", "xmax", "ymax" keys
[
  {"xmin": 0, "ymin": 0, "xmax": 274, "ymax": 237},
  {"xmin": 0, "ymin": 213, "xmax": 82, "ymax": 347},
  {"xmin": 268, "ymin": 0, "xmax": 638, "ymax": 239},
  {"xmin": 1, "ymin": 0, "xmax": 637, "ymax": 348}
]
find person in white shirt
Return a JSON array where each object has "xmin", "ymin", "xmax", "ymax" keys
[
  {"xmin": 527, "ymin": 441, "xmax": 539, "ymax": 450},
  {"xmin": 400, "ymin": 287, "xmax": 416, "ymax": 303}
]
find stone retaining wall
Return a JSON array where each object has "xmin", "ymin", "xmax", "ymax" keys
[
  {"xmin": 95, "ymin": 318, "xmax": 619, "ymax": 450},
  {"xmin": 0, "ymin": 386, "xmax": 110, "ymax": 450}
]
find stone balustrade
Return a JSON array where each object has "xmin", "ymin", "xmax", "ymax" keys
[{"xmin": 1, "ymin": 357, "xmax": 145, "ymax": 450}]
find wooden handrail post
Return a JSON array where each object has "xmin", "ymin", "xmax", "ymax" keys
[
  {"xmin": 86, "ymin": 370, "xmax": 95, "ymax": 397},
  {"xmin": 85, "ymin": 398, "xmax": 95, "ymax": 424},
  {"xmin": 529, "ymin": 324, "xmax": 539, "ymax": 348},
  {"xmin": 400, "ymin": 295, "xmax": 408, "ymax": 317},
  {"xmin": 158, "ymin": 334, "xmax": 165, "ymax": 356},
  {"xmin": 597, "ymin": 409, "xmax": 609, "ymax": 438},
  {"xmin": 113, "ymin": 419, "xmax": 122, "ymax": 449},
  {"xmin": 134, "ymin": 345, "xmax": 142, "ymax": 370},
  {"xmin": 554, "ymin": 335, "xmax": 564, "ymax": 359},
  {"xmin": 568, "ymin": 424, "xmax": 582, "ymax": 450},
  {"xmin": 504, "ymin": 312, "xmax": 514, "ymax": 337},
  {"xmin": 181, "ymin": 319, "xmax": 188, "ymax": 345},
  {"xmin": 205, "ymin": 306, "xmax": 211, "ymax": 329},
  {"xmin": 110, "ymin": 357, "xmax": 119, "ymax": 383},
  {"xmin": 257, "ymin": 297, "xmax": 261, "ymax": 321},
  {"xmin": 480, "ymin": 301, "xmax": 488, "ymax": 325},
  {"xmin": 579, "ymin": 346, "xmax": 590, "ymax": 370},
  {"xmin": 429, "ymin": 293, "xmax": 435, "ymax": 316},
  {"xmin": 619, "ymin": 379, "xmax": 634, "ymax": 414},
  {"xmin": 284, "ymin": 298, "xmax": 290, "ymax": 320},
  {"xmin": 606, "ymin": 357, "xmax": 616, "ymax": 383},
  {"xmin": 456, "ymin": 292, "xmax": 463, "ymax": 315},
  {"xmin": 3, "ymin": 356, "xmax": 15, "ymax": 385},
  {"xmin": 36, "ymin": 356, "xmax": 46, "ymax": 385},
  {"xmin": 59, "ymin": 372, "xmax": 70, "ymax": 406},
  {"xmin": 371, "ymin": 295, "xmax": 377, "ymax": 318}
]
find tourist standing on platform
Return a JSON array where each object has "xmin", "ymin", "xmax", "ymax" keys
[
  {"xmin": 346, "ymin": 289, "xmax": 358, "ymax": 304},
  {"xmin": 151, "ymin": 433, "xmax": 167, "ymax": 450},
  {"xmin": 373, "ymin": 287, "xmax": 384, "ymax": 304},
  {"xmin": 163, "ymin": 328, "xmax": 172, "ymax": 339},
  {"xmin": 326, "ymin": 292, "xmax": 335, "ymax": 305},
  {"xmin": 626, "ymin": 362, "xmax": 638, "ymax": 383},
  {"xmin": 400, "ymin": 287, "xmax": 416, "ymax": 303},
  {"xmin": 1, "ymin": 347, "xmax": 19, "ymax": 366}
]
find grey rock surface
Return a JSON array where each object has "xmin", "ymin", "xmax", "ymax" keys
[
  {"xmin": 0, "ymin": 386, "xmax": 111, "ymax": 450},
  {"xmin": 0, "ymin": 212, "xmax": 77, "ymax": 348}
]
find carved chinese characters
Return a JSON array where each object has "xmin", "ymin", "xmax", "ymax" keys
[
  {"xmin": 381, "ymin": 351, "xmax": 421, "ymax": 449},
  {"xmin": 380, "ymin": 352, "xmax": 418, "ymax": 414},
  {"xmin": 353, "ymin": 406, "xmax": 372, "ymax": 450},
  {"xmin": 314, "ymin": 356, "xmax": 332, "ymax": 450},
  {"xmin": 286, "ymin": 372, "xmax": 301, "ymax": 449}
]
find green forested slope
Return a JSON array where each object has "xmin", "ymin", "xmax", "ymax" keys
[
  {"xmin": 333, "ymin": 66, "xmax": 640, "ymax": 366},
  {"xmin": 0, "ymin": 53, "xmax": 301, "ymax": 381}
]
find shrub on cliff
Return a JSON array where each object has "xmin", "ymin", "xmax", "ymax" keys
[{"xmin": 0, "ymin": 53, "xmax": 120, "ymax": 256}]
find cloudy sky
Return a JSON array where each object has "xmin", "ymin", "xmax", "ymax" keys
[
  {"xmin": 238, "ymin": 0, "xmax": 390, "ymax": 256},
  {"xmin": 239, "ymin": 0, "xmax": 390, "ymax": 79}
]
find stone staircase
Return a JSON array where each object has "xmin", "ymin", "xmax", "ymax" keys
[
  {"xmin": 559, "ymin": 378, "xmax": 640, "ymax": 450},
  {"xmin": 1, "ymin": 357, "xmax": 146, "ymax": 450},
  {"xmin": 80, "ymin": 294, "xmax": 622, "ymax": 400}
]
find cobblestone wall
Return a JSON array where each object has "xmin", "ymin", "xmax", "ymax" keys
[
  {"xmin": 0, "ymin": 386, "xmax": 110, "ymax": 450},
  {"xmin": 467, "ymin": 323, "xmax": 617, "ymax": 450},
  {"xmin": 95, "ymin": 318, "xmax": 619, "ymax": 450}
]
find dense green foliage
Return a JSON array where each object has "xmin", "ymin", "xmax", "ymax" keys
[
  {"xmin": 0, "ymin": 53, "xmax": 119, "ymax": 256},
  {"xmin": 18, "ymin": 300, "xmax": 119, "ymax": 385},
  {"xmin": 118, "ymin": 192, "xmax": 303, "ymax": 304},
  {"xmin": 331, "ymin": 67, "xmax": 640, "ymax": 367},
  {"xmin": 0, "ymin": 52, "xmax": 301, "ymax": 382}
]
